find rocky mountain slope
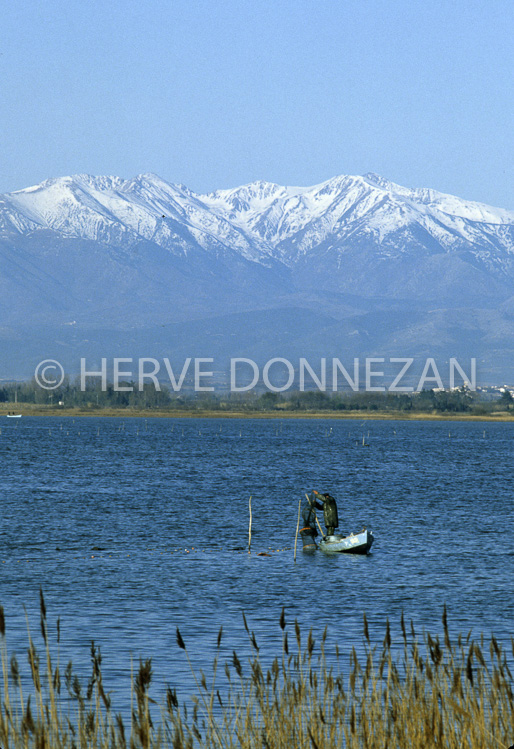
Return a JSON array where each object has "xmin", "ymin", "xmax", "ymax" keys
[{"xmin": 1, "ymin": 172, "xmax": 513, "ymax": 382}]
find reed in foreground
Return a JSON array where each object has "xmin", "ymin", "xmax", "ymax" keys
[{"xmin": 0, "ymin": 594, "xmax": 513, "ymax": 748}]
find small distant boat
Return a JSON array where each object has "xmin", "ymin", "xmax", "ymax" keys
[
  {"xmin": 319, "ymin": 529, "xmax": 374, "ymax": 554},
  {"xmin": 6, "ymin": 413, "xmax": 22, "ymax": 418}
]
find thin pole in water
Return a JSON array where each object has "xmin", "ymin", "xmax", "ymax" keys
[
  {"xmin": 294, "ymin": 498, "xmax": 301, "ymax": 562},
  {"xmin": 248, "ymin": 495, "xmax": 252, "ymax": 554},
  {"xmin": 305, "ymin": 492, "xmax": 325, "ymax": 539}
]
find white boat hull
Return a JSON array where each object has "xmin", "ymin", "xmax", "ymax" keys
[{"xmin": 318, "ymin": 529, "xmax": 374, "ymax": 554}]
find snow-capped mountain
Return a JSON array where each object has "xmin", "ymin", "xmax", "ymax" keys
[
  {"xmin": 1, "ymin": 173, "xmax": 266, "ymax": 262},
  {"xmin": 203, "ymin": 172, "xmax": 514, "ymax": 269},
  {"xmin": 0, "ymin": 172, "xmax": 513, "ymax": 381},
  {"xmin": 3, "ymin": 172, "xmax": 514, "ymax": 270}
]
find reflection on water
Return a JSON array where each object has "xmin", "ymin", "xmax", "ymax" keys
[{"xmin": 0, "ymin": 416, "xmax": 512, "ymax": 704}]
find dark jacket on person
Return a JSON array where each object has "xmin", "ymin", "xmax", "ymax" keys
[{"xmin": 322, "ymin": 494, "xmax": 339, "ymax": 530}]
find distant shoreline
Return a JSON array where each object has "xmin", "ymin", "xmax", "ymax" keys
[{"xmin": 1, "ymin": 405, "xmax": 513, "ymax": 421}]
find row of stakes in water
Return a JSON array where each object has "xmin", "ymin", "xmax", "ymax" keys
[{"xmin": 0, "ymin": 421, "xmax": 489, "ymax": 440}]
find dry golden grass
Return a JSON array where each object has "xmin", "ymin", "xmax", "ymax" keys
[{"xmin": 1, "ymin": 595, "xmax": 513, "ymax": 748}]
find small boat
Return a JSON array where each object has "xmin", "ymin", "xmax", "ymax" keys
[
  {"xmin": 6, "ymin": 413, "xmax": 22, "ymax": 418},
  {"xmin": 319, "ymin": 529, "xmax": 374, "ymax": 554}
]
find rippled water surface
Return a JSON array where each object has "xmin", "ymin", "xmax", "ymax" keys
[{"xmin": 1, "ymin": 416, "xmax": 513, "ymax": 704}]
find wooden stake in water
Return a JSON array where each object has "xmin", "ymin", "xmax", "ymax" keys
[
  {"xmin": 248, "ymin": 495, "xmax": 252, "ymax": 554},
  {"xmin": 294, "ymin": 498, "xmax": 301, "ymax": 562}
]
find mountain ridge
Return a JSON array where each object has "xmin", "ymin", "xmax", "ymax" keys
[
  {"xmin": 0, "ymin": 172, "xmax": 513, "ymax": 381},
  {"xmin": 4, "ymin": 171, "xmax": 514, "ymax": 255}
]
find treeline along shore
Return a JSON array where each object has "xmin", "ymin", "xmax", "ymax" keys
[{"xmin": 0, "ymin": 380, "xmax": 513, "ymax": 419}]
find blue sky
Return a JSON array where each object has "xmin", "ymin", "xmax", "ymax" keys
[{"xmin": 1, "ymin": 0, "xmax": 513, "ymax": 207}]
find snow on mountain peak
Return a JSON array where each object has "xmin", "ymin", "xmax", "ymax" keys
[
  {"xmin": 363, "ymin": 172, "xmax": 394, "ymax": 189},
  {"xmin": 1, "ymin": 172, "xmax": 513, "ymax": 268},
  {"xmin": 202, "ymin": 179, "xmax": 289, "ymax": 211}
]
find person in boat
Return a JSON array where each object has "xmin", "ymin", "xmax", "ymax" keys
[
  {"xmin": 321, "ymin": 492, "xmax": 339, "ymax": 536},
  {"xmin": 300, "ymin": 490, "xmax": 324, "ymax": 539}
]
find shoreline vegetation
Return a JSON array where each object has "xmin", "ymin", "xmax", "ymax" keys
[
  {"xmin": 1, "ymin": 382, "xmax": 513, "ymax": 421},
  {"xmin": 1, "ymin": 598, "xmax": 513, "ymax": 748},
  {"xmin": 1, "ymin": 404, "xmax": 514, "ymax": 421}
]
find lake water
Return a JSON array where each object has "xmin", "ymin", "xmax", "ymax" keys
[{"xmin": 0, "ymin": 416, "xmax": 512, "ymax": 708}]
